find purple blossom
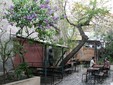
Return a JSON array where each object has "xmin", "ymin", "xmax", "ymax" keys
[
  {"xmin": 31, "ymin": 13, "xmax": 37, "ymax": 18},
  {"xmin": 10, "ymin": 5, "xmax": 14, "ymax": 10},
  {"xmin": 47, "ymin": 5, "xmax": 51, "ymax": 10},
  {"xmin": 44, "ymin": 19, "xmax": 49, "ymax": 23},
  {"xmin": 40, "ymin": 4, "xmax": 44, "ymax": 8},
  {"xmin": 54, "ymin": 6, "xmax": 58, "ymax": 11},
  {"xmin": 46, "ymin": 24, "xmax": 50, "ymax": 28},
  {"xmin": 26, "ymin": 13, "xmax": 37, "ymax": 21},
  {"xmin": 48, "ymin": 10, "xmax": 54, "ymax": 15},
  {"xmin": 63, "ymin": 15, "xmax": 66, "ymax": 18},
  {"xmin": 45, "ymin": 0, "xmax": 50, "ymax": 4},
  {"xmin": 38, "ymin": 25, "xmax": 43, "ymax": 29},
  {"xmin": 40, "ymin": 4, "xmax": 48, "ymax": 9},
  {"xmin": 26, "ymin": 15, "xmax": 33, "ymax": 21},
  {"xmin": 53, "ymin": 16, "xmax": 59, "ymax": 20},
  {"xmin": 4, "ymin": 12, "xmax": 8, "ymax": 15}
]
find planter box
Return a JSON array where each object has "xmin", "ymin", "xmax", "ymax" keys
[{"xmin": 4, "ymin": 76, "xmax": 40, "ymax": 85}]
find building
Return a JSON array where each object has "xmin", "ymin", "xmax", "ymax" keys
[
  {"xmin": 75, "ymin": 40, "xmax": 102, "ymax": 62},
  {"xmin": 14, "ymin": 36, "xmax": 68, "ymax": 68}
]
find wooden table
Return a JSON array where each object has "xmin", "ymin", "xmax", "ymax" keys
[
  {"xmin": 87, "ymin": 67, "xmax": 100, "ymax": 71},
  {"xmin": 86, "ymin": 67, "xmax": 100, "ymax": 82},
  {"xmin": 93, "ymin": 65, "xmax": 103, "ymax": 68}
]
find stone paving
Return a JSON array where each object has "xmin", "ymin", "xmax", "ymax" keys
[{"xmin": 55, "ymin": 65, "xmax": 113, "ymax": 85}]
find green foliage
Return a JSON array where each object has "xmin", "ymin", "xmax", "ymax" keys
[
  {"xmin": 37, "ymin": 29, "xmax": 57, "ymax": 40},
  {"xmin": 73, "ymin": 0, "xmax": 109, "ymax": 25},
  {"xmin": 13, "ymin": 40, "xmax": 26, "ymax": 55},
  {"xmin": 101, "ymin": 31, "xmax": 113, "ymax": 63},
  {"xmin": 15, "ymin": 62, "xmax": 32, "ymax": 79},
  {"xmin": 6, "ymin": 0, "xmax": 41, "ymax": 28},
  {"xmin": 5, "ymin": 0, "xmax": 64, "ymax": 40}
]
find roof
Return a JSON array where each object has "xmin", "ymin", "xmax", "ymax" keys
[
  {"xmin": 76, "ymin": 40, "xmax": 102, "ymax": 45},
  {"xmin": 16, "ymin": 35, "xmax": 68, "ymax": 48}
]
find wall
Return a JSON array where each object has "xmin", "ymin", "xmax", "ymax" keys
[
  {"xmin": 76, "ymin": 46, "xmax": 95, "ymax": 61},
  {"xmin": 14, "ymin": 38, "xmax": 44, "ymax": 67}
]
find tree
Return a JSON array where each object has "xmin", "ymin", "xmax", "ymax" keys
[
  {"xmin": 60, "ymin": 0, "xmax": 109, "ymax": 65},
  {"xmin": 5, "ymin": 0, "xmax": 65, "ymax": 38},
  {"xmin": 102, "ymin": 31, "xmax": 113, "ymax": 62},
  {"xmin": 5, "ymin": 0, "xmax": 66, "ymax": 78},
  {"xmin": 0, "ymin": 29, "xmax": 14, "ymax": 83},
  {"xmin": 0, "ymin": 2, "xmax": 15, "ymax": 83}
]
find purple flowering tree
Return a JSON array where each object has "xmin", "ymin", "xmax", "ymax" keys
[
  {"xmin": 5, "ymin": 0, "xmax": 65, "ymax": 78},
  {"xmin": 6, "ymin": 0, "xmax": 64, "ymax": 40}
]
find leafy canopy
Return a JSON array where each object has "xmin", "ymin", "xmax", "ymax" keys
[{"xmin": 5, "ymin": 0, "xmax": 65, "ymax": 40}]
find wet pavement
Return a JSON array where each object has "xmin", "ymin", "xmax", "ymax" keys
[{"xmin": 55, "ymin": 65, "xmax": 113, "ymax": 85}]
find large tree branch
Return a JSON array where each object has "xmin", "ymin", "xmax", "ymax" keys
[
  {"xmin": 77, "ymin": 25, "xmax": 88, "ymax": 40},
  {"xmin": 59, "ymin": 40, "xmax": 86, "ymax": 66},
  {"xmin": 64, "ymin": 1, "xmax": 88, "ymax": 40},
  {"xmin": 64, "ymin": 1, "xmax": 77, "ymax": 27}
]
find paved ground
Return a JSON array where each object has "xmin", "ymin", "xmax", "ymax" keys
[{"xmin": 54, "ymin": 65, "xmax": 113, "ymax": 85}]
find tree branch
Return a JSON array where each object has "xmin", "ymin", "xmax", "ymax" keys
[
  {"xmin": 49, "ymin": 22, "xmax": 60, "ymax": 33},
  {"xmin": 64, "ymin": 1, "xmax": 77, "ymax": 27}
]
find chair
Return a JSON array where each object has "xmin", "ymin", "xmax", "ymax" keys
[{"xmin": 82, "ymin": 72, "xmax": 87, "ymax": 82}]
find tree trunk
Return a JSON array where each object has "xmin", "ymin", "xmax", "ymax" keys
[
  {"xmin": 59, "ymin": 26, "xmax": 88, "ymax": 66},
  {"xmin": 59, "ymin": 38, "xmax": 88, "ymax": 66},
  {"xmin": 3, "ymin": 61, "xmax": 6, "ymax": 84}
]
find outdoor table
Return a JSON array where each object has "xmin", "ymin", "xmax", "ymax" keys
[
  {"xmin": 87, "ymin": 67, "xmax": 100, "ymax": 74},
  {"xmin": 93, "ymin": 65, "xmax": 103, "ymax": 68},
  {"xmin": 86, "ymin": 67, "xmax": 100, "ymax": 82}
]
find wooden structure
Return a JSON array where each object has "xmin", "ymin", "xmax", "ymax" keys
[
  {"xmin": 75, "ymin": 40, "xmax": 102, "ymax": 62},
  {"xmin": 14, "ymin": 36, "xmax": 67, "ymax": 68},
  {"xmin": 13, "ymin": 36, "xmax": 68, "ymax": 84},
  {"xmin": 76, "ymin": 46, "xmax": 94, "ymax": 61}
]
